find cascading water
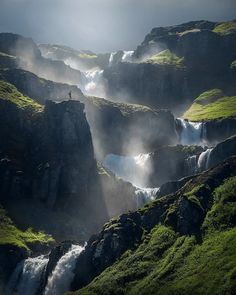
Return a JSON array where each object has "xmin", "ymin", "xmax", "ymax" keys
[
  {"xmin": 184, "ymin": 155, "xmax": 198, "ymax": 175},
  {"xmin": 44, "ymin": 244, "xmax": 84, "ymax": 295},
  {"xmin": 122, "ymin": 51, "xmax": 134, "ymax": 62},
  {"xmin": 109, "ymin": 52, "xmax": 116, "ymax": 66},
  {"xmin": 178, "ymin": 118, "xmax": 204, "ymax": 146},
  {"xmin": 134, "ymin": 187, "xmax": 160, "ymax": 209},
  {"xmin": 6, "ymin": 256, "xmax": 49, "ymax": 295},
  {"xmin": 103, "ymin": 153, "xmax": 159, "ymax": 208},
  {"xmin": 197, "ymin": 148, "xmax": 213, "ymax": 171},
  {"xmin": 6, "ymin": 244, "xmax": 84, "ymax": 295},
  {"xmin": 82, "ymin": 69, "xmax": 105, "ymax": 97}
]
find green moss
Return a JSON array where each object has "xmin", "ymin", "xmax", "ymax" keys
[
  {"xmin": 0, "ymin": 208, "xmax": 54, "ymax": 250},
  {"xmin": 69, "ymin": 175, "xmax": 236, "ymax": 295},
  {"xmin": 79, "ymin": 53, "xmax": 97, "ymax": 59},
  {"xmin": 183, "ymin": 89, "xmax": 236, "ymax": 121},
  {"xmin": 144, "ymin": 49, "xmax": 185, "ymax": 68},
  {"xmin": 0, "ymin": 80, "xmax": 43, "ymax": 112},
  {"xmin": 203, "ymin": 176, "xmax": 236, "ymax": 232},
  {"xmin": 213, "ymin": 21, "xmax": 236, "ymax": 35},
  {"xmin": 231, "ymin": 60, "xmax": 236, "ymax": 69}
]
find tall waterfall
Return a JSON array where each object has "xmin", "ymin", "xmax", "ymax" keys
[
  {"xmin": 122, "ymin": 51, "xmax": 134, "ymax": 62},
  {"xmin": 198, "ymin": 148, "xmax": 213, "ymax": 171},
  {"xmin": 6, "ymin": 245, "xmax": 84, "ymax": 295},
  {"xmin": 103, "ymin": 153, "xmax": 151, "ymax": 187},
  {"xmin": 6, "ymin": 255, "xmax": 49, "ymax": 295},
  {"xmin": 44, "ymin": 244, "xmax": 84, "ymax": 295},
  {"xmin": 103, "ymin": 153, "xmax": 159, "ymax": 208},
  {"xmin": 178, "ymin": 118, "xmax": 204, "ymax": 145},
  {"xmin": 82, "ymin": 69, "xmax": 105, "ymax": 97}
]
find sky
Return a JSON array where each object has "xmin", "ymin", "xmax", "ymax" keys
[{"xmin": 0, "ymin": 0, "xmax": 236, "ymax": 53}]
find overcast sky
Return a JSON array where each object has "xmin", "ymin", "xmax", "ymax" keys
[{"xmin": 0, "ymin": 0, "xmax": 236, "ymax": 53}]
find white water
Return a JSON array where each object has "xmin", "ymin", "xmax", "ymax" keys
[
  {"xmin": 178, "ymin": 118, "xmax": 204, "ymax": 145},
  {"xmin": 82, "ymin": 69, "xmax": 105, "ymax": 97},
  {"xmin": 197, "ymin": 148, "xmax": 213, "ymax": 171},
  {"xmin": 134, "ymin": 187, "xmax": 160, "ymax": 209},
  {"xmin": 103, "ymin": 153, "xmax": 151, "ymax": 187},
  {"xmin": 109, "ymin": 52, "xmax": 116, "ymax": 66},
  {"xmin": 44, "ymin": 244, "xmax": 84, "ymax": 295},
  {"xmin": 6, "ymin": 255, "xmax": 49, "ymax": 295},
  {"xmin": 184, "ymin": 155, "xmax": 198, "ymax": 175},
  {"xmin": 122, "ymin": 51, "xmax": 134, "ymax": 62}
]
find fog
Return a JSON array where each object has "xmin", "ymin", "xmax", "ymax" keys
[{"xmin": 0, "ymin": 0, "xmax": 236, "ymax": 53}]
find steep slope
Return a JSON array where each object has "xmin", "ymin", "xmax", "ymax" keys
[
  {"xmin": 103, "ymin": 20, "xmax": 236, "ymax": 114},
  {"xmin": 0, "ymin": 33, "xmax": 83, "ymax": 86},
  {"xmin": 69, "ymin": 157, "xmax": 236, "ymax": 295},
  {"xmin": 0, "ymin": 80, "xmax": 108, "ymax": 242}
]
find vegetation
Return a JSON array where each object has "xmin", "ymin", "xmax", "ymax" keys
[
  {"xmin": 178, "ymin": 28, "xmax": 201, "ymax": 36},
  {"xmin": 144, "ymin": 49, "xmax": 185, "ymax": 68},
  {"xmin": 0, "ymin": 208, "xmax": 54, "ymax": 250},
  {"xmin": 0, "ymin": 80, "xmax": 43, "ymax": 112},
  {"xmin": 79, "ymin": 53, "xmax": 97, "ymax": 59},
  {"xmin": 70, "ymin": 175, "xmax": 236, "ymax": 295},
  {"xmin": 183, "ymin": 89, "xmax": 236, "ymax": 121},
  {"xmin": 213, "ymin": 21, "xmax": 236, "ymax": 35},
  {"xmin": 231, "ymin": 60, "xmax": 236, "ymax": 69}
]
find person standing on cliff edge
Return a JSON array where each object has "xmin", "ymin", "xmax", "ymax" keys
[{"xmin": 68, "ymin": 91, "xmax": 72, "ymax": 100}]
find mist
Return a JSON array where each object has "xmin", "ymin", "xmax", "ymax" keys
[{"xmin": 0, "ymin": 0, "xmax": 236, "ymax": 53}]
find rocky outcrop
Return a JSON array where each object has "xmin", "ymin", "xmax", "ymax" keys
[
  {"xmin": 208, "ymin": 135, "xmax": 236, "ymax": 169},
  {"xmin": 103, "ymin": 21, "xmax": 236, "ymax": 115},
  {"xmin": 0, "ymin": 33, "xmax": 83, "ymax": 86},
  {"xmin": 85, "ymin": 97, "xmax": 178, "ymax": 157},
  {"xmin": 71, "ymin": 157, "xmax": 236, "ymax": 292},
  {"xmin": 0, "ymin": 97, "xmax": 108, "ymax": 241},
  {"xmin": 148, "ymin": 145, "xmax": 203, "ymax": 187}
]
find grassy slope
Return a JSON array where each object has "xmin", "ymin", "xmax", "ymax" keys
[
  {"xmin": 70, "ymin": 176, "xmax": 236, "ymax": 295},
  {"xmin": 0, "ymin": 80, "xmax": 43, "ymax": 112},
  {"xmin": 183, "ymin": 89, "xmax": 236, "ymax": 121},
  {"xmin": 144, "ymin": 49, "xmax": 185, "ymax": 68},
  {"xmin": 0, "ymin": 208, "xmax": 54, "ymax": 250},
  {"xmin": 213, "ymin": 21, "xmax": 236, "ymax": 35}
]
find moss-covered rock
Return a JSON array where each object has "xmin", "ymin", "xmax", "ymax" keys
[{"xmin": 183, "ymin": 89, "xmax": 236, "ymax": 121}]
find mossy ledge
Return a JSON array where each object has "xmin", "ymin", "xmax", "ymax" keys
[
  {"xmin": 68, "ymin": 157, "xmax": 236, "ymax": 295},
  {"xmin": 183, "ymin": 89, "xmax": 236, "ymax": 121}
]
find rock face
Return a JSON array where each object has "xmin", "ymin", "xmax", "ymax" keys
[
  {"xmin": 84, "ymin": 97, "xmax": 178, "ymax": 157},
  {"xmin": 148, "ymin": 145, "xmax": 204, "ymax": 187},
  {"xmin": 71, "ymin": 157, "xmax": 236, "ymax": 292},
  {"xmin": 0, "ymin": 98, "xmax": 108, "ymax": 241},
  {"xmin": 208, "ymin": 135, "xmax": 236, "ymax": 169},
  {"xmin": 0, "ymin": 33, "xmax": 83, "ymax": 86},
  {"xmin": 103, "ymin": 21, "xmax": 236, "ymax": 114}
]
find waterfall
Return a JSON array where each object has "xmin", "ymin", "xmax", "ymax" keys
[
  {"xmin": 102, "ymin": 153, "xmax": 151, "ymax": 187},
  {"xmin": 82, "ymin": 69, "xmax": 105, "ymax": 97},
  {"xmin": 122, "ymin": 51, "xmax": 134, "ymax": 62},
  {"xmin": 109, "ymin": 52, "xmax": 116, "ymax": 66},
  {"xmin": 184, "ymin": 155, "xmax": 197, "ymax": 175},
  {"xmin": 44, "ymin": 244, "xmax": 84, "ymax": 295},
  {"xmin": 197, "ymin": 148, "xmax": 213, "ymax": 171},
  {"xmin": 178, "ymin": 118, "xmax": 203, "ymax": 145},
  {"xmin": 6, "ymin": 256, "xmax": 49, "ymax": 295},
  {"xmin": 134, "ymin": 187, "xmax": 159, "ymax": 209}
]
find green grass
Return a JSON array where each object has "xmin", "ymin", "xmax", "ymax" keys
[
  {"xmin": 70, "ymin": 175, "xmax": 236, "ymax": 295},
  {"xmin": 231, "ymin": 60, "xmax": 236, "ymax": 69},
  {"xmin": 0, "ymin": 208, "xmax": 54, "ymax": 250},
  {"xmin": 213, "ymin": 21, "xmax": 236, "ymax": 35},
  {"xmin": 0, "ymin": 80, "xmax": 43, "ymax": 112},
  {"xmin": 144, "ymin": 49, "xmax": 185, "ymax": 68},
  {"xmin": 183, "ymin": 89, "xmax": 236, "ymax": 121},
  {"xmin": 79, "ymin": 53, "xmax": 97, "ymax": 59}
]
